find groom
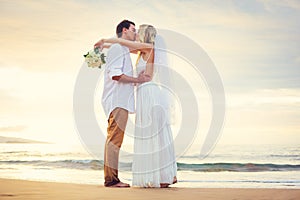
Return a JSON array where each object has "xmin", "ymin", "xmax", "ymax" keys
[{"xmin": 95, "ymin": 20, "xmax": 150, "ymax": 187}]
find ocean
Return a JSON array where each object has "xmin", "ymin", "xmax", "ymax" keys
[{"xmin": 0, "ymin": 143, "xmax": 299, "ymax": 188}]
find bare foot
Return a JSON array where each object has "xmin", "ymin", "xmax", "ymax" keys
[
  {"xmin": 173, "ymin": 176, "xmax": 177, "ymax": 184},
  {"xmin": 160, "ymin": 183, "xmax": 170, "ymax": 188},
  {"xmin": 108, "ymin": 182, "xmax": 130, "ymax": 188}
]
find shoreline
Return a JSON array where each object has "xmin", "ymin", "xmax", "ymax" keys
[{"xmin": 1, "ymin": 178, "xmax": 299, "ymax": 200}]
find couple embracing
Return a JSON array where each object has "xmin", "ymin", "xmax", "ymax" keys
[{"xmin": 94, "ymin": 20, "xmax": 177, "ymax": 188}]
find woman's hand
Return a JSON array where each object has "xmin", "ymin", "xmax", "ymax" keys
[{"xmin": 94, "ymin": 39, "xmax": 105, "ymax": 50}]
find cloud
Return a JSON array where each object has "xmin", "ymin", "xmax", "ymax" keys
[
  {"xmin": 223, "ymin": 88, "xmax": 300, "ymax": 145},
  {"xmin": 0, "ymin": 125, "xmax": 27, "ymax": 132},
  {"xmin": 295, "ymin": 56, "xmax": 300, "ymax": 64},
  {"xmin": 227, "ymin": 88, "xmax": 300, "ymax": 108},
  {"xmin": 0, "ymin": 0, "xmax": 119, "ymax": 72},
  {"xmin": 0, "ymin": 89, "xmax": 21, "ymax": 114},
  {"xmin": 261, "ymin": 0, "xmax": 300, "ymax": 12},
  {"xmin": 1, "ymin": 0, "xmax": 299, "ymax": 77}
]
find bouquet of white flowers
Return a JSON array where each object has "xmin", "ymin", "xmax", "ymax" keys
[{"xmin": 84, "ymin": 47, "xmax": 106, "ymax": 68}]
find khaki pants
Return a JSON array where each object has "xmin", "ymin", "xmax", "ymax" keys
[{"xmin": 104, "ymin": 107, "xmax": 128, "ymax": 186}]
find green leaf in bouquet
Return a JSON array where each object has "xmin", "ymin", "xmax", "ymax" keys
[
  {"xmin": 94, "ymin": 47, "xmax": 100, "ymax": 54},
  {"xmin": 83, "ymin": 52, "xmax": 89, "ymax": 57},
  {"xmin": 100, "ymin": 53, "xmax": 106, "ymax": 64}
]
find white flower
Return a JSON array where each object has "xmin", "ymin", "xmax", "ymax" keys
[{"xmin": 84, "ymin": 48, "xmax": 106, "ymax": 68}]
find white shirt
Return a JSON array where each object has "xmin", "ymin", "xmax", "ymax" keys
[{"xmin": 102, "ymin": 44, "xmax": 135, "ymax": 118}]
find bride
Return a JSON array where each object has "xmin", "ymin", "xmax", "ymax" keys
[{"xmin": 96, "ymin": 24, "xmax": 177, "ymax": 188}]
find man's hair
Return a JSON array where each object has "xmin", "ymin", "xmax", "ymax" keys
[{"xmin": 116, "ymin": 20, "xmax": 135, "ymax": 38}]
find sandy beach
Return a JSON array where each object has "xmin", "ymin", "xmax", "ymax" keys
[{"xmin": 0, "ymin": 178, "xmax": 299, "ymax": 200}]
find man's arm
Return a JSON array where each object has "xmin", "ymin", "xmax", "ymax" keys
[
  {"xmin": 107, "ymin": 44, "xmax": 150, "ymax": 83},
  {"xmin": 112, "ymin": 71, "xmax": 150, "ymax": 83},
  {"xmin": 95, "ymin": 38, "xmax": 152, "ymax": 53}
]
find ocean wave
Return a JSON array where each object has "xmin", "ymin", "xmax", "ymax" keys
[
  {"xmin": 1, "ymin": 160, "xmax": 300, "ymax": 172},
  {"xmin": 177, "ymin": 162, "xmax": 300, "ymax": 172},
  {"xmin": 0, "ymin": 160, "xmax": 105, "ymax": 170},
  {"xmin": 269, "ymin": 154, "xmax": 300, "ymax": 158}
]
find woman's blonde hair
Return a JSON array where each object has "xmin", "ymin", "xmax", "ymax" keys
[
  {"xmin": 136, "ymin": 24, "xmax": 157, "ymax": 66},
  {"xmin": 138, "ymin": 24, "xmax": 157, "ymax": 44}
]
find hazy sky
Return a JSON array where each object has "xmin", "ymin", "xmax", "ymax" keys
[{"xmin": 1, "ymin": 0, "xmax": 299, "ymax": 146}]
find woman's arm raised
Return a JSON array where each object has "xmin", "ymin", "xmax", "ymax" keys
[{"xmin": 95, "ymin": 38, "xmax": 153, "ymax": 53}]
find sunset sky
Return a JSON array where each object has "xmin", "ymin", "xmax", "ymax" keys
[{"xmin": 1, "ymin": 0, "xmax": 299, "ymax": 147}]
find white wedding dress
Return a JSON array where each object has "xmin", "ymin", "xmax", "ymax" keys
[{"xmin": 132, "ymin": 56, "xmax": 177, "ymax": 187}]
